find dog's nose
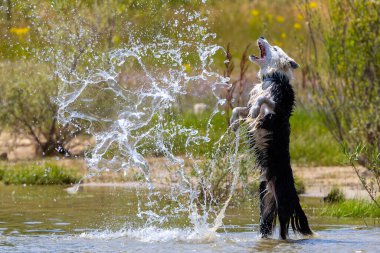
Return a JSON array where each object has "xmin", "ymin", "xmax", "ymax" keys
[{"xmin": 259, "ymin": 36, "xmax": 265, "ymax": 40}]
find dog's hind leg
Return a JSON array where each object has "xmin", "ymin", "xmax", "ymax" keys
[
  {"xmin": 259, "ymin": 181, "xmax": 277, "ymax": 238},
  {"xmin": 275, "ymin": 174, "xmax": 313, "ymax": 239}
]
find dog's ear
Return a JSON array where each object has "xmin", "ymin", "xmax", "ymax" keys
[{"xmin": 289, "ymin": 60, "xmax": 299, "ymax": 69}]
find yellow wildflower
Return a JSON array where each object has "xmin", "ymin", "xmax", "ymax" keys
[
  {"xmin": 183, "ymin": 63, "xmax": 191, "ymax": 72},
  {"xmin": 294, "ymin": 23, "xmax": 301, "ymax": 29},
  {"xmin": 281, "ymin": 33, "xmax": 287, "ymax": 39},
  {"xmin": 251, "ymin": 9, "xmax": 259, "ymax": 16},
  {"xmin": 10, "ymin": 27, "xmax": 30, "ymax": 36},
  {"xmin": 112, "ymin": 35, "xmax": 120, "ymax": 45},
  {"xmin": 297, "ymin": 14, "xmax": 304, "ymax": 20},
  {"xmin": 309, "ymin": 2, "xmax": 318, "ymax": 9},
  {"xmin": 276, "ymin": 16, "xmax": 285, "ymax": 23}
]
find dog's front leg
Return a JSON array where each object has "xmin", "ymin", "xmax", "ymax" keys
[
  {"xmin": 251, "ymin": 97, "xmax": 276, "ymax": 118},
  {"xmin": 230, "ymin": 107, "xmax": 249, "ymax": 131}
]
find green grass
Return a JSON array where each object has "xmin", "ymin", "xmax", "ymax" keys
[
  {"xmin": 0, "ymin": 163, "xmax": 80, "ymax": 185},
  {"xmin": 162, "ymin": 107, "xmax": 346, "ymax": 166},
  {"xmin": 290, "ymin": 108, "xmax": 346, "ymax": 166},
  {"xmin": 321, "ymin": 199, "xmax": 380, "ymax": 218}
]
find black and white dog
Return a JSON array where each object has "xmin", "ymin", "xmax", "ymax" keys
[{"xmin": 230, "ymin": 37, "xmax": 312, "ymax": 239}]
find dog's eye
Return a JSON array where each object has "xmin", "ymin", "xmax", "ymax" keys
[{"xmin": 273, "ymin": 47, "xmax": 277, "ymax": 51}]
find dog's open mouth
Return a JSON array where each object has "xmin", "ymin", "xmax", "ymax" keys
[{"xmin": 251, "ymin": 42, "xmax": 266, "ymax": 60}]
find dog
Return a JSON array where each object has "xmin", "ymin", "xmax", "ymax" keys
[{"xmin": 230, "ymin": 37, "xmax": 312, "ymax": 239}]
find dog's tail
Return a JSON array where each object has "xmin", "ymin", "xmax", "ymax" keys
[{"xmin": 291, "ymin": 201, "xmax": 313, "ymax": 236}]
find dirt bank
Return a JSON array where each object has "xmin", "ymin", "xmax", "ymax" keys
[{"xmin": 293, "ymin": 166, "xmax": 368, "ymax": 199}]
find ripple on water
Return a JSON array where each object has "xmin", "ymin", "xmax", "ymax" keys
[
  {"xmin": 24, "ymin": 221, "xmax": 43, "ymax": 225},
  {"xmin": 0, "ymin": 226, "xmax": 380, "ymax": 253}
]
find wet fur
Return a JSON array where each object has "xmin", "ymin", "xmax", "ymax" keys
[
  {"xmin": 250, "ymin": 73, "xmax": 312, "ymax": 239},
  {"xmin": 231, "ymin": 38, "xmax": 312, "ymax": 239}
]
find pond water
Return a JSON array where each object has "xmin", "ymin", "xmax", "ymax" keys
[{"xmin": 0, "ymin": 184, "xmax": 379, "ymax": 253}]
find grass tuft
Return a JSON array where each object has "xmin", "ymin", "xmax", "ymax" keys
[
  {"xmin": 0, "ymin": 164, "xmax": 79, "ymax": 185},
  {"xmin": 321, "ymin": 199, "xmax": 380, "ymax": 218},
  {"xmin": 324, "ymin": 186, "xmax": 345, "ymax": 203},
  {"xmin": 294, "ymin": 176, "xmax": 306, "ymax": 194}
]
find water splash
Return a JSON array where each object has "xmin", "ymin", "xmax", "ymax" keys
[
  {"xmin": 79, "ymin": 226, "xmax": 218, "ymax": 243},
  {"xmin": 54, "ymin": 5, "xmax": 243, "ymax": 233}
]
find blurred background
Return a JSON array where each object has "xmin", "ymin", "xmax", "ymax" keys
[{"xmin": 0, "ymin": 0, "xmax": 379, "ymax": 210}]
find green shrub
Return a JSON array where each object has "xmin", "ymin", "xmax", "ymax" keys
[
  {"xmin": 324, "ymin": 186, "xmax": 345, "ymax": 203},
  {"xmin": 294, "ymin": 176, "xmax": 305, "ymax": 195},
  {"xmin": 0, "ymin": 168, "xmax": 4, "ymax": 181},
  {"xmin": 1, "ymin": 164, "xmax": 79, "ymax": 185},
  {"xmin": 308, "ymin": 0, "xmax": 380, "ymax": 206}
]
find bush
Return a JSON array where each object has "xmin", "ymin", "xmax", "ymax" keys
[
  {"xmin": 294, "ymin": 176, "xmax": 306, "ymax": 195},
  {"xmin": 307, "ymin": 0, "xmax": 380, "ymax": 206},
  {"xmin": 324, "ymin": 186, "xmax": 345, "ymax": 203},
  {"xmin": 1, "ymin": 164, "xmax": 79, "ymax": 185}
]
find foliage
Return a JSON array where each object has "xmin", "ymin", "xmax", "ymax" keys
[
  {"xmin": 324, "ymin": 186, "xmax": 346, "ymax": 203},
  {"xmin": 0, "ymin": 163, "xmax": 79, "ymax": 185},
  {"xmin": 306, "ymin": 0, "xmax": 380, "ymax": 205},
  {"xmin": 0, "ymin": 61, "xmax": 80, "ymax": 156},
  {"xmin": 294, "ymin": 175, "xmax": 306, "ymax": 194},
  {"xmin": 321, "ymin": 198, "xmax": 380, "ymax": 218}
]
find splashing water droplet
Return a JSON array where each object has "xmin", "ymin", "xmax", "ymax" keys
[{"xmin": 54, "ymin": 5, "xmax": 243, "ymax": 234}]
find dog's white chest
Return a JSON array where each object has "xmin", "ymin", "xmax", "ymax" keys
[{"xmin": 248, "ymin": 83, "xmax": 274, "ymax": 116}]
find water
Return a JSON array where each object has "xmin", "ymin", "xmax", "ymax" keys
[{"xmin": 0, "ymin": 185, "xmax": 379, "ymax": 252}]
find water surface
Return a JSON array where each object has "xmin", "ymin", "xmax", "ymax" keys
[{"xmin": 0, "ymin": 185, "xmax": 379, "ymax": 252}]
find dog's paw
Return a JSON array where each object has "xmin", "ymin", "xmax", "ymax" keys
[{"xmin": 251, "ymin": 106, "xmax": 260, "ymax": 118}]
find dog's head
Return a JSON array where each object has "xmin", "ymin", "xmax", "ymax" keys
[{"xmin": 249, "ymin": 37, "xmax": 299, "ymax": 79}]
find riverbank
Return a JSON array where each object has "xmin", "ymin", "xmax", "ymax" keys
[{"xmin": 0, "ymin": 158, "xmax": 369, "ymax": 199}]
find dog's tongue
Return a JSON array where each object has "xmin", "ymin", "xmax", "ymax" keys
[{"xmin": 259, "ymin": 44, "xmax": 265, "ymax": 58}]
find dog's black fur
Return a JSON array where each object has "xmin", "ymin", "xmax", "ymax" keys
[{"xmin": 249, "ymin": 72, "xmax": 312, "ymax": 239}]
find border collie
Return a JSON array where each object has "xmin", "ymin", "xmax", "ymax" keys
[{"xmin": 230, "ymin": 37, "xmax": 313, "ymax": 239}]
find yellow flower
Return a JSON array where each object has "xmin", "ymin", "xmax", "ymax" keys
[
  {"xmin": 183, "ymin": 63, "xmax": 191, "ymax": 72},
  {"xmin": 294, "ymin": 23, "xmax": 301, "ymax": 29},
  {"xmin": 10, "ymin": 27, "xmax": 30, "ymax": 36},
  {"xmin": 276, "ymin": 16, "xmax": 285, "ymax": 23},
  {"xmin": 281, "ymin": 33, "xmax": 287, "ymax": 39},
  {"xmin": 309, "ymin": 2, "xmax": 318, "ymax": 9},
  {"xmin": 297, "ymin": 14, "xmax": 304, "ymax": 20},
  {"xmin": 112, "ymin": 35, "xmax": 120, "ymax": 45},
  {"xmin": 251, "ymin": 9, "xmax": 259, "ymax": 16}
]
